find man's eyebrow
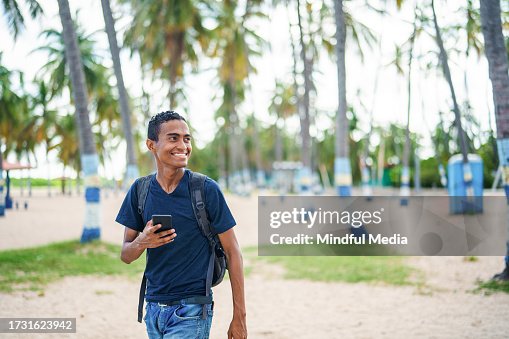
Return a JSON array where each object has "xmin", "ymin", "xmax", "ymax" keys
[{"xmin": 166, "ymin": 132, "xmax": 192, "ymax": 137}]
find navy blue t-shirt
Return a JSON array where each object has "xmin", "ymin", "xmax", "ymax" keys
[{"xmin": 115, "ymin": 169, "xmax": 236, "ymax": 303}]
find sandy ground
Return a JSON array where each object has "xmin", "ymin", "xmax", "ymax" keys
[{"xmin": 0, "ymin": 188, "xmax": 508, "ymax": 338}]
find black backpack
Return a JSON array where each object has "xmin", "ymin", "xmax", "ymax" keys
[{"xmin": 135, "ymin": 171, "xmax": 227, "ymax": 322}]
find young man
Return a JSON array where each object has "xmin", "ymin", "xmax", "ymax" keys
[{"xmin": 116, "ymin": 111, "xmax": 247, "ymax": 338}]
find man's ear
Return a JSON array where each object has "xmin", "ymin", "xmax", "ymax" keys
[{"xmin": 146, "ymin": 139, "xmax": 155, "ymax": 152}]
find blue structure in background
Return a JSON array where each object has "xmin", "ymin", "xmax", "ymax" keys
[
  {"xmin": 447, "ymin": 154, "xmax": 483, "ymax": 214},
  {"xmin": 297, "ymin": 167, "xmax": 312, "ymax": 194},
  {"xmin": 334, "ymin": 157, "xmax": 352, "ymax": 196}
]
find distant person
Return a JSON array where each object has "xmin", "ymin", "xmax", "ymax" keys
[{"xmin": 115, "ymin": 111, "xmax": 247, "ymax": 338}]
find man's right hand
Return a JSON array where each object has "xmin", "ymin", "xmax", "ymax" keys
[{"xmin": 135, "ymin": 219, "xmax": 177, "ymax": 249}]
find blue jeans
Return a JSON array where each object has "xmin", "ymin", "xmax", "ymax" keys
[{"xmin": 144, "ymin": 301, "xmax": 213, "ymax": 339}]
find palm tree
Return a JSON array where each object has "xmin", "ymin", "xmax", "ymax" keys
[
  {"xmin": 331, "ymin": 0, "xmax": 376, "ymax": 196},
  {"xmin": 124, "ymin": 0, "xmax": 210, "ymax": 108},
  {"xmin": 101, "ymin": 0, "xmax": 138, "ymax": 185},
  {"xmin": 0, "ymin": 0, "xmax": 43, "ymax": 216},
  {"xmin": 34, "ymin": 26, "xmax": 110, "ymax": 101},
  {"xmin": 57, "ymin": 0, "xmax": 100, "ymax": 242},
  {"xmin": 292, "ymin": 0, "xmax": 316, "ymax": 192},
  {"xmin": 269, "ymin": 81, "xmax": 297, "ymax": 163},
  {"xmin": 1, "ymin": 0, "xmax": 43, "ymax": 40},
  {"xmin": 480, "ymin": 0, "xmax": 509, "ymax": 279},
  {"xmin": 431, "ymin": 0, "xmax": 472, "ymax": 195},
  {"xmin": 54, "ymin": 114, "xmax": 80, "ymax": 189},
  {"xmin": 333, "ymin": 0, "xmax": 350, "ymax": 196},
  {"xmin": 34, "ymin": 22, "xmax": 123, "ymax": 178},
  {"xmin": 398, "ymin": 8, "xmax": 420, "ymax": 205},
  {"xmin": 26, "ymin": 80, "xmax": 58, "ymax": 196},
  {"xmin": 208, "ymin": 0, "xmax": 263, "ymax": 193},
  {"xmin": 0, "ymin": 54, "xmax": 26, "ymax": 215}
]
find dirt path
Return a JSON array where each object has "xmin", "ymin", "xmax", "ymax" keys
[{"xmin": 0, "ymin": 189, "xmax": 508, "ymax": 338}]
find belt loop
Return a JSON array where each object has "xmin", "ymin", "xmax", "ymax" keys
[{"xmin": 201, "ymin": 304, "xmax": 207, "ymax": 320}]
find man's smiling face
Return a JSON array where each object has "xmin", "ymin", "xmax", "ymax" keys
[{"xmin": 147, "ymin": 119, "xmax": 192, "ymax": 169}]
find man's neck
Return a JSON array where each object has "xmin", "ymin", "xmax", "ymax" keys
[{"xmin": 156, "ymin": 167, "xmax": 185, "ymax": 193}]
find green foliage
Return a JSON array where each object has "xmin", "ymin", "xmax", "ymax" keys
[
  {"xmin": 33, "ymin": 19, "xmax": 122, "ymax": 171},
  {"xmin": 1, "ymin": 0, "xmax": 44, "ymax": 40},
  {"xmin": 0, "ymin": 240, "xmax": 144, "ymax": 293},
  {"xmin": 188, "ymin": 142, "xmax": 220, "ymax": 181},
  {"xmin": 419, "ymin": 157, "xmax": 442, "ymax": 188},
  {"xmin": 9, "ymin": 177, "xmax": 59, "ymax": 188},
  {"xmin": 123, "ymin": 0, "xmax": 212, "ymax": 106},
  {"xmin": 0, "ymin": 53, "xmax": 32, "ymax": 160},
  {"xmin": 477, "ymin": 135, "xmax": 498, "ymax": 188},
  {"xmin": 2, "ymin": 0, "xmax": 508, "ymax": 192}
]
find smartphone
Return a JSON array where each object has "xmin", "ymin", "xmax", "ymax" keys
[{"xmin": 152, "ymin": 215, "xmax": 173, "ymax": 234}]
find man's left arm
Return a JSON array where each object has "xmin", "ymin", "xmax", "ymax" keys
[{"xmin": 218, "ymin": 228, "xmax": 247, "ymax": 339}]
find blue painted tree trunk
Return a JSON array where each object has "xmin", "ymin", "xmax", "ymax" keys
[
  {"xmin": 80, "ymin": 154, "xmax": 101, "ymax": 242},
  {"xmin": 334, "ymin": 157, "xmax": 352, "ymax": 196},
  {"xmin": 400, "ymin": 166, "xmax": 410, "ymax": 206}
]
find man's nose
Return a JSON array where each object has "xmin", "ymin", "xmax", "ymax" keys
[{"xmin": 176, "ymin": 138, "xmax": 186, "ymax": 150}]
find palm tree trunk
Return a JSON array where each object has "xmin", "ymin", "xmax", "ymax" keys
[
  {"xmin": 401, "ymin": 16, "xmax": 417, "ymax": 205},
  {"xmin": 252, "ymin": 115, "xmax": 264, "ymax": 187},
  {"xmin": 296, "ymin": 0, "xmax": 312, "ymax": 192},
  {"xmin": 333, "ymin": 0, "xmax": 352, "ymax": 196},
  {"xmin": 361, "ymin": 79, "xmax": 377, "ymax": 197},
  {"xmin": 166, "ymin": 32, "xmax": 184, "ymax": 108},
  {"xmin": 140, "ymin": 58, "xmax": 151, "ymax": 120},
  {"xmin": 431, "ymin": 0, "xmax": 468, "ymax": 163},
  {"xmin": 480, "ymin": 1, "xmax": 509, "ymax": 141},
  {"xmin": 432, "ymin": 0, "xmax": 475, "ymax": 201},
  {"xmin": 480, "ymin": 0, "xmax": 509, "ymax": 268},
  {"xmin": 101, "ymin": 0, "xmax": 139, "ymax": 184},
  {"xmin": 57, "ymin": 0, "xmax": 101, "ymax": 242},
  {"xmin": 287, "ymin": 7, "xmax": 302, "ymax": 136},
  {"xmin": 228, "ymin": 70, "xmax": 240, "ymax": 193},
  {"xmin": 286, "ymin": 1, "xmax": 303, "ymax": 166}
]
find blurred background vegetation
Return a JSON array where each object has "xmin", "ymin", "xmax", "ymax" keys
[{"xmin": 0, "ymin": 0, "xmax": 508, "ymax": 191}]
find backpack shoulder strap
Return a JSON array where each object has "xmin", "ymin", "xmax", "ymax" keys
[
  {"xmin": 189, "ymin": 171, "xmax": 214, "ymax": 239},
  {"xmin": 188, "ymin": 170, "xmax": 218, "ymax": 319},
  {"xmin": 136, "ymin": 174, "xmax": 153, "ymax": 216},
  {"xmin": 135, "ymin": 173, "xmax": 152, "ymax": 323}
]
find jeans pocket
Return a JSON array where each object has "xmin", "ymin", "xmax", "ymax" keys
[
  {"xmin": 174, "ymin": 304, "xmax": 214, "ymax": 320},
  {"xmin": 174, "ymin": 304, "xmax": 207, "ymax": 321}
]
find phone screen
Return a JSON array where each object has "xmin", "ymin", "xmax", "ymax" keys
[{"xmin": 152, "ymin": 215, "xmax": 173, "ymax": 234}]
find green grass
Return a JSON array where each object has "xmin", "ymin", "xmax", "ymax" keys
[
  {"xmin": 260, "ymin": 256, "xmax": 414, "ymax": 285},
  {"xmin": 0, "ymin": 242, "xmax": 415, "ymax": 293},
  {"xmin": 463, "ymin": 256, "xmax": 479, "ymax": 262},
  {"xmin": 475, "ymin": 280, "xmax": 509, "ymax": 294},
  {"xmin": 245, "ymin": 243, "xmax": 415, "ymax": 286},
  {"xmin": 0, "ymin": 240, "xmax": 145, "ymax": 293},
  {"xmin": 257, "ymin": 243, "xmax": 398, "ymax": 256}
]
